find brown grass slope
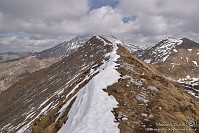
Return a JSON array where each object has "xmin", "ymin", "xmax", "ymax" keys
[
  {"xmin": 30, "ymin": 44, "xmax": 199, "ymax": 133},
  {"xmin": 0, "ymin": 36, "xmax": 112, "ymax": 133},
  {"xmin": 0, "ymin": 56, "xmax": 56, "ymax": 93},
  {"xmin": 151, "ymin": 38, "xmax": 199, "ymax": 80},
  {"xmin": 106, "ymin": 45, "xmax": 199, "ymax": 133}
]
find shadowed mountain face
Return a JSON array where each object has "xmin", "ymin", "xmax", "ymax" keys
[{"xmin": 0, "ymin": 36, "xmax": 199, "ymax": 133}]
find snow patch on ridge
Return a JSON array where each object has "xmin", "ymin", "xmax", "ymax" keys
[
  {"xmin": 104, "ymin": 36, "xmax": 141, "ymax": 53},
  {"xmin": 58, "ymin": 43, "xmax": 120, "ymax": 133},
  {"xmin": 173, "ymin": 49, "xmax": 178, "ymax": 52},
  {"xmin": 144, "ymin": 59, "xmax": 151, "ymax": 63},
  {"xmin": 188, "ymin": 49, "xmax": 192, "ymax": 52},
  {"xmin": 178, "ymin": 77, "xmax": 199, "ymax": 86},
  {"xmin": 96, "ymin": 35, "xmax": 110, "ymax": 46},
  {"xmin": 192, "ymin": 61, "xmax": 198, "ymax": 66}
]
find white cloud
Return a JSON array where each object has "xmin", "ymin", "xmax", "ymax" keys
[
  {"xmin": 77, "ymin": 6, "xmax": 139, "ymax": 34},
  {"xmin": 0, "ymin": 0, "xmax": 199, "ymax": 52},
  {"xmin": 117, "ymin": 0, "xmax": 199, "ymax": 41},
  {"xmin": 0, "ymin": 0, "xmax": 89, "ymax": 20},
  {"xmin": 0, "ymin": 35, "xmax": 66, "ymax": 52}
]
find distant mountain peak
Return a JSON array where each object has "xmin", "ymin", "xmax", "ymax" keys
[
  {"xmin": 35, "ymin": 34, "xmax": 142, "ymax": 60},
  {"xmin": 162, "ymin": 37, "xmax": 183, "ymax": 44},
  {"xmin": 139, "ymin": 37, "xmax": 183, "ymax": 63},
  {"xmin": 163, "ymin": 36, "xmax": 179, "ymax": 40},
  {"xmin": 138, "ymin": 37, "xmax": 199, "ymax": 91},
  {"xmin": 36, "ymin": 35, "xmax": 94, "ymax": 59}
]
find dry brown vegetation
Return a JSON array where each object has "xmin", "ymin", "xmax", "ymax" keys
[
  {"xmin": 155, "ymin": 48, "xmax": 199, "ymax": 80},
  {"xmin": 0, "ymin": 36, "xmax": 112, "ymax": 133},
  {"xmin": 0, "ymin": 56, "xmax": 56, "ymax": 92},
  {"xmin": 106, "ymin": 45, "xmax": 199, "ymax": 133}
]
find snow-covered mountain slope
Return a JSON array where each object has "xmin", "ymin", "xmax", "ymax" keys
[
  {"xmin": 139, "ymin": 37, "xmax": 183, "ymax": 63},
  {"xmin": 138, "ymin": 37, "xmax": 199, "ymax": 99},
  {"xmin": 58, "ymin": 38, "xmax": 120, "ymax": 133},
  {"xmin": 1, "ymin": 36, "xmax": 199, "ymax": 133},
  {"xmin": 36, "ymin": 35, "xmax": 93, "ymax": 59},
  {"xmin": 179, "ymin": 78, "xmax": 199, "ymax": 99}
]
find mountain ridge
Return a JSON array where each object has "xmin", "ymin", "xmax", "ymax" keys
[
  {"xmin": 0, "ymin": 35, "xmax": 141, "ymax": 93},
  {"xmin": 1, "ymin": 36, "xmax": 199, "ymax": 133}
]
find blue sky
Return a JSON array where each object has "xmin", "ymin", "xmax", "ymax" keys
[
  {"xmin": 90, "ymin": 0, "xmax": 118, "ymax": 10},
  {"xmin": 90, "ymin": 0, "xmax": 134, "ymax": 24},
  {"xmin": 0, "ymin": 0, "xmax": 199, "ymax": 52}
]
